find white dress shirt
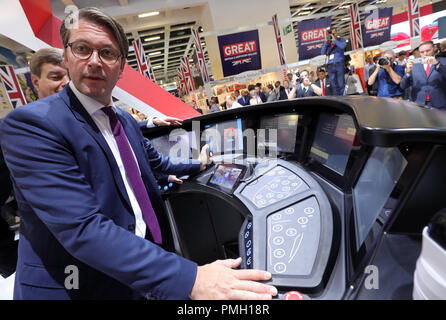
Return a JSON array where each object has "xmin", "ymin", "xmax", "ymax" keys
[{"xmin": 69, "ymin": 82, "xmax": 147, "ymax": 238}]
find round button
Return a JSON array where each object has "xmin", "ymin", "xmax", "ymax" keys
[
  {"xmin": 297, "ymin": 217, "xmax": 309, "ymax": 225},
  {"xmin": 286, "ymin": 228, "xmax": 297, "ymax": 237},
  {"xmin": 246, "ymin": 240, "xmax": 252, "ymax": 248},
  {"xmin": 304, "ymin": 207, "xmax": 315, "ymax": 214},
  {"xmin": 244, "ymin": 231, "xmax": 250, "ymax": 239},
  {"xmin": 272, "ymin": 213, "xmax": 282, "ymax": 221},
  {"xmin": 247, "ymin": 222, "xmax": 252, "ymax": 230},
  {"xmin": 273, "ymin": 249, "xmax": 286, "ymax": 258},
  {"xmin": 272, "ymin": 224, "xmax": 283, "ymax": 232},
  {"xmin": 274, "ymin": 262, "xmax": 287, "ymax": 274},
  {"xmin": 273, "ymin": 236, "xmax": 284, "ymax": 246},
  {"xmin": 284, "ymin": 291, "xmax": 305, "ymax": 300},
  {"xmin": 284, "ymin": 207, "xmax": 295, "ymax": 215}
]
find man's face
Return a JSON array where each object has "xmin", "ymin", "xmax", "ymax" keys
[
  {"xmin": 287, "ymin": 74, "xmax": 293, "ymax": 81},
  {"xmin": 32, "ymin": 63, "xmax": 68, "ymax": 99},
  {"xmin": 283, "ymin": 80, "xmax": 289, "ymax": 89},
  {"xmin": 255, "ymin": 86, "xmax": 260, "ymax": 93},
  {"xmin": 64, "ymin": 19, "xmax": 125, "ymax": 106},
  {"xmin": 366, "ymin": 55, "xmax": 373, "ymax": 64},
  {"xmin": 331, "ymin": 28, "xmax": 338, "ymax": 36},
  {"xmin": 317, "ymin": 71, "xmax": 325, "ymax": 81},
  {"xmin": 384, "ymin": 53, "xmax": 395, "ymax": 63},
  {"xmin": 419, "ymin": 44, "xmax": 435, "ymax": 58},
  {"xmin": 300, "ymin": 71, "xmax": 309, "ymax": 81}
]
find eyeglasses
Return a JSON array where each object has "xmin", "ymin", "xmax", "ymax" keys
[{"xmin": 66, "ymin": 41, "xmax": 121, "ymax": 64}]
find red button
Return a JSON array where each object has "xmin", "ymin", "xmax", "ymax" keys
[{"xmin": 284, "ymin": 291, "xmax": 305, "ymax": 300}]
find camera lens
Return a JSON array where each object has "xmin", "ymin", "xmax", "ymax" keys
[{"xmin": 378, "ymin": 58, "xmax": 389, "ymax": 66}]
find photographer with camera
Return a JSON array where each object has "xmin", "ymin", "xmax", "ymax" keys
[
  {"xmin": 400, "ymin": 41, "xmax": 446, "ymax": 110},
  {"xmin": 321, "ymin": 26, "xmax": 346, "ymax": 96},
  {"xmin": 367, "ymin": 50, "xmax": 404, "ymax": 98}
]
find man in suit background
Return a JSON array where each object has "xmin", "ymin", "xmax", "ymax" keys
[
  {"xmin": 292, "ymin": 70, "xmax": 322, "ymax": 98},
  {"xmin": 0, "ymin": 7, "xmax": 276, "ymax": 300},
  {"xmin": 313, "ymin": 67, "xmax": 333, "ymax": 96},
  {"xmin": 400, "ymin": 40, "xmax": 446, "ymax": 110}
]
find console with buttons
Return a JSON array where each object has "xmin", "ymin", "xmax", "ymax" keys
[{"xmin": 235, "ymin": 160, "xmax": 334, "ymax": 290}]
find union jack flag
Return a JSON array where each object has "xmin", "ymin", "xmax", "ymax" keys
[
  {"xmin": 192, "ymin": 28, "xmax": 210, "ymax": 83},
  {"xmin": 180, "ymin": 57, "xmax": 195, "ymax": 93},
  {"xmin": 407, "ymin": 0, "xmax": 420, "ymax": 37},
  {"xmin": 177, "ymin": 67, "xmax": 187, "ymax": 95},
  {"xmin": 0, "ymin": 65, "xmax": 26, "ymax": 108},
  {"xmin": 132, "ymin": 39, "xmax": 156, "ymax": 82},
  {"xmin": 349, "ymin": 4, "xmax": 363, "ymax": 50},
  {"xmin": 272, "ymin": 14, "xmax": 287, "ymax": 66}
]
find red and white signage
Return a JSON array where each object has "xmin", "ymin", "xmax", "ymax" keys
[
  {"xmin": 192, "ymin": 28, "xmax": 210, "ymax": 83},
  {"xmin": 301, "ymin": 28, "xmax": 327, "ymax": 42},
  {"xmin": 272, "ymin": 14, "xmax": 287, "ymax": 66},
  {"xmin": 132, "ymin": 38, "xmax": 156, "ymax": 82},
  {"xmin": 0, "ymin": 65, "xmax": 27, "ymax": 108},
  {"xmin": 349, "ymin": 3, "xmax": 363, "ymax": 50}
]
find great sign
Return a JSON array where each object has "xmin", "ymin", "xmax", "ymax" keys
[
  {"xmin": 366, "ymin": 17, "xmax": 391, "ymax": 30},
  {"xmin": 301, "ymin": 28, "xmax": 327, "ymax": 42},
  {"xmin": 223, "ymin": 41, "xmax": 257, "ymax": 58}
]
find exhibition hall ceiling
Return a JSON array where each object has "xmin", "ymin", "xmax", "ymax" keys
[{"xmin": 48, "ymin": 0, "xmax": 438, "ymax": 83}]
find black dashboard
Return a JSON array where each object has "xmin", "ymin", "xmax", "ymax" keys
[{"xmin": 143, "ymin": 96, "xmax": 446, "ymax": 300}]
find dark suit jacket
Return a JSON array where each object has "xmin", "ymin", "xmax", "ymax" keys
[
  {"xmin": 295, "ymin": 84, "xmax": 317, "ymax": 98},
  {"xmin": 0, "ymin": 85, "xmax": 199, "ymax": 300},
  {"xmin": 313, "ymin": 78, "xmax": 333, "ymax": 96},
  {"xmin": 400, "ymin": 58, "xmax": 446, "ymax": 109}
]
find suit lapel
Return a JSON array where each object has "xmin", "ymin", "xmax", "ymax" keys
[{"xmin": 60, "ymin": 86, "xmax": 132, "ymax": 210}]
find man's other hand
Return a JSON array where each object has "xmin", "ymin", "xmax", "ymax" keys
[{"xmin": 153, "ymin": 117, "xmax": 183, "ymax": 126}]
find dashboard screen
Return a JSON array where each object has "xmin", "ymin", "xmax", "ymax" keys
[
  {"xmin": 259, "ymin": 114, "xmax": 299, "ymax": 154},
  {"xmin": 207, "ymin": 163, "xmax": 246, "ymax": 194},
  {"xmin": 204, "ymin": 118, "xmax": 243, "ymax": 155},
  {"xmin": 309, "ymin": 113, "xmax": 358, "ymax": 175},
  {"xmin": 353, "ymin": 147, "xmax": 408, "ymax": 248}
]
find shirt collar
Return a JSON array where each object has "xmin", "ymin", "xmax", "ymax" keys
[{"xmin": 69, "ymin": 81, "xmax": 115, "ymax": 116}]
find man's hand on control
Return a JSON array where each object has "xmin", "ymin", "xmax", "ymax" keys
[
  {"xmin": 190, "ymin": 257, "xmax": 278, "ymax": 300},
  {"xmin": 199, "ymin": 144, "xmax": 213, "ymax": 171},
  {"xmin": 153, "ymin": 116, "xmax": 183, "ymax": 126},
  {"xmin": 168, "ymin": 175, "xmax": 183, "ymax": 184}
]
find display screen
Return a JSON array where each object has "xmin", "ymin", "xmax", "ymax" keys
[
  {"xmin": 353, "ymin": 147, "xmax": 408, "ymax": 248},
  {"xmin": 258, "ymin": 114, "xmax": 299, "ymax": 154},
  {"xmin": 203, "ymin": 118, "xmax": 243, "ymax": 155},
  {"xmin": 309, "ymin": 113, "xmax": 358, "ymax": 175},
  {"xmin": 207, "ymin": 163, "xmax": 245, "ymax": 194}
]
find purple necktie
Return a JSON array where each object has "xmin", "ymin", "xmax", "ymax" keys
[{"xmin": 102, "ymin": 107, "xmax": 162, "ymax": 244}]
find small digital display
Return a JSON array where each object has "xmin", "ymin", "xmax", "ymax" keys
[
  {"xmin": 207, "ymin": 164, "xmax": 246, "ymax": 194},
  {"xmin": 204, "ymin": 118, "xmax": 243, "ymax": 155},
  {"xmin": 309, "ymin": 113, "xmax": 358, "ymax": 175},
  {"xmin": 259, "ymin": 114, "xmax": 299, "ymax": 154}
]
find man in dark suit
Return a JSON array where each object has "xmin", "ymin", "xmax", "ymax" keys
[
  {"xmin": 313, "ymin": 67, "xmax": 333, "ymax": 96},
  {"xmin": 400, "ymin": 41, "xmax": 446, "ymax": 110},
  {"xmin": 0, "ymin": 7, "xmax": 276, "ymax": 300}
]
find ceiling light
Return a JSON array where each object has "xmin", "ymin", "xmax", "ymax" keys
[
  {"xmin": 341, "ymin": 18, "xmax": 350, "ymax": 21},
  {"xmin": 153, "ymin": 65, "xmax": 162, "ymax": 69},
  {"xmin": 298, "ymin": 11, "xmax": 312, "ymax": 16},
  {"xmin": 148, "ymin": 51, "xmax": 162, "ymax": 56},
  {"xmin": 339, "ymin": 5, "xmax": 351, "ymax": 9},
  {"xmin": 145, "ymin": 36, "xmax": 161, "ymax": 42},
  {"xmin": 138, "ymin": 11, "xmax": 160, "ymax": 18}
]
